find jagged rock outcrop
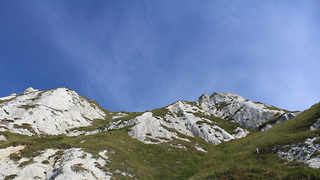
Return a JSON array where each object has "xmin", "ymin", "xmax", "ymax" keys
[
  {"xmin": 277, "ymin": 137, "xmax": 320, "ymax": 169},
  {"xmin": 309, "ymin": 118, "xmax": 320, "ymax": 131},
  {"xmin": 107, "ymin": 101, "xmax": 249, "ymax": 145},
  {"xmin": 0, "ymin": 89, "xmax": 296, "ymax": 144},
  {"xmin": 260, "ymin": 112, "xmax": 297, "ymax": 131},
  {"xmin": 199, "ymin": 92, "xmax": 299, "ymax": 129},
  {"xmin": 1, "ymin": 87, "xmax": 319, "ymax": 179},
  {"xmin": 23, "ymin": 87, "xmax": 39, "ymax": 95}
]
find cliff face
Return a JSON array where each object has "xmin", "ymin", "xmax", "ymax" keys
[
  {"xmin": 107, "ymin": 102, "xmax": 249, "ymax": 146},
  {"xmin": 198, "ymin": 92, "xmax": 299, "ymax": 129}
]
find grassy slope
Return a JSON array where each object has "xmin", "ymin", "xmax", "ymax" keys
[
  {"xmin": 0, "ymin": 127, "xmax": 211, "ymax": 179},
  {"xmin": 1, "ymin": 101, "xmax": 320, "ymax": 179},
  {"xmin": 191, "ymin": 101, "xmax": 320, "ymax": 179}
]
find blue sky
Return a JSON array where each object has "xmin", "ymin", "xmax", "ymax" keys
[{"xmin": 1, "ymin": 0, "xmax": 319, "ymax": 112}]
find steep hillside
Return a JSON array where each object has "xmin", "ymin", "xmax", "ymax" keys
[
  {"xmin": 190, "ymin": 101, "xmax": 320, "ymax": 179},
  {"xmin": 199, "ymin": 92, "xmax": 300, "ymax": 130},
  {"xmin": 0, "ymin": 87, "xmax": 107, "ymax": 136},
  {"xmin": 0, "ymin": 87, "xmax": 319, "ymax": 180}
]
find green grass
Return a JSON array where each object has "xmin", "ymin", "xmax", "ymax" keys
[
  {"xmin": 258, "ymin": 115, "xmax": 282, "ymax": 130},
  {"xmin": 1, "ymin": 100, "xmax": 320, "ymax": 179},
  {"xmin": 42, "ymin": 160, "xmax": 49, "ymax": 164},
  {"xmin": 71, "ymin": 163, "xmax": 88, "ymax": 172},
  {"xmin": 4, "ymin": 174, "xmax": 17, "ymax": 180},
  {"xmin": 192, "ymin": 112, "xmax": 242, "ymax": 134},
  {"xmin": 18, "ymin": 159, "xmax": 34, "ymax": 167},
  {"xmin": 189, "ymin": 101, "xmax": 320, "ymax": 179},
  {"xmin": 68, "ymin": 118, "xmax": 107, "ymax": 132},
  {"xmin": 184, "ymin": 101, "xmax": 202, "ymax": 109},
  {"xmin": 19, "ymin": 104, "xmax": 38, "ymax": 110},
  {"xmin": 215, "ymin": 102, "xmax": 231, "ymax": 110},
  {"xmin": 13, "ymin": 123, "xmax": 37, "ymax": 135},
  {"xmin": 0, "ymin": 125, "xmax": 212, "ymax": 179},
  {"xmin": 313, "ymin": 138, "xmax": 320, "ymax": 144},
  {"xmin": 151, "ymin": 106, "xmax": 174, "ymax": 122}
]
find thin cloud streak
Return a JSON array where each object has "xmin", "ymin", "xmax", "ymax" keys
[{"xmin": 0, "ymin": 1, "xmax": 319, "ymax": 112}]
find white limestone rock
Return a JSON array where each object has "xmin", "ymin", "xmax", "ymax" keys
[
  {"xmin": 107, "ymin": 101, "xmax": 250, "ymax": 145},
  {"xmin": 127, "ymin": 112, "xmax": 183, "ymax": 144},
  {"xmin": 277, "ymin": 137, "xmax": 320, "ymax": 169},
  {"xmin": 199, "ymin": 92, "xmax": 298, "ymax": 129},
  {"xmin": 112, "ymin": 112, "xmax": 129, "ymax": 120},
  {"xmin": 0, "ymin": 93, "xmax": 17, "ymax": 102},
  {"xmin": 0, "ymin": 147, "xmax": 114, "ymax": 180},
  {"xmin": 0, "ymin": 87, "xmax": 106, "ymax": 135},
  {"xmin": 309, "ymin": 118, "xmax": 320, "ymax": 131},
  {"xmin": 260, "ymin": 113, "xmax": 299, "ymax": 131},
  {"xmin": 23, "ymin": 87, "xmax": 39, "ymax": 95},
  {"xmin": 233, "ymin": 127, "xmax": 250, "ymax": 139},
  {"xmin": 0, "ymin": 134, "xmax": 8, "ymax": 141},
  {"xmin": 194, "ymin": 143, "xmax": 207, "ymax": 153},
  {"xmin": 50, "ymin": 148, "xmax": 111, "ymax": 180},
  {"xmin": 0, "ymin": 145, "xmax": 26, "ymax": 163}
]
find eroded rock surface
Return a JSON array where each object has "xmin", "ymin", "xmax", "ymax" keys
[
  {"xmin": 199, "ymin": 92, "xmax": 299, "ymax": 129},
  {"xmin": 0, "ymin": 87, "xmax": 106, "ymax": 135},
  {"xmin": 277, "ymin": 137, "xmax": 320, "ymax": 169}
]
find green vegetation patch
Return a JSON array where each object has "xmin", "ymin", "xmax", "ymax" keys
[
  {"xmin": 192, "ymin": 112, "xmax": 242, "ymax": 134},
  {"xmin": 42, "ymin": 160, "xmax": 49, "ymax": 164},
  {"xmin": 71, "ymin": 163, "xmax": 88, "ymax": 172},
  {"xmin": 9, "ymin": 153, "xmax": 21, "ymax": 162},
  {"xmin": 313, "ymin": 138, "xmax": 320, "ymax": 144},
  {"xmin": 1, "ymin": 101, "xmax": 320, "ymax": 179},
  {"xmin": 19, "ymin": 104, "xmax": 38, "ymax": 110},
  {"xmin": 13, "ymin": 123, "xmax": 37, "ymax": 135},
  {"xmin": 4, "ymin": 174, "xmax": 18, "ymax": 180},
  {"xmin": 1, "ymin": 119, "xmax": 14, "ymax": 123},
  {"xmin": 258, "ymin": 116, "xmax": 282, "ymax": 130},
  {"xmin": 68, "ymin": 119, "xmax": 107, "ymax": 132},
  {"xmin": 184, "ymin": 101, "xmax": 202, "ymax": 109},
  {"xmin": 151, "ymin": 106, "xmax": 174, "ymax": 123},
  {"xmin": 215, "ymin": 103, "xmax": 231, "ymax": 110},
  {"xmin": 18, "ymin": 159, "xmax": 34, "ymax": 167}
]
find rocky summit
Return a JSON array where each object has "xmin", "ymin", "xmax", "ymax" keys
[{"xmin": 1, "ymin": 87, "xmax": 320, "ymax": 179}]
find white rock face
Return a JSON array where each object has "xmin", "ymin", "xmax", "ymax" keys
[
  {"xmin": 111, "ymin": 112, "xmax": 128, "ymax": 120},
  {"xmin": 0, "ymin": 145, "xmax": 26, "ymax": 162},
  {"xmin": 106, "ymin": 92, "xmax": 295, "ymax": 146},
  {"xmin": 50, "ymin": 148, "xmax": 111, "ymax": 180},
  {"xmin": 194, "ymin": 143, "xmax": 207, "ymax": 153},
  {"xmin": 107, "ymin": 101, "xmax": 249, "ymax": 146},
  {"xmin": 23, "ymin": 87, "xmax": 39, "ymax": 94},
  {"xmin": 199, "ymin": 92, "xmax": 298, "ymax": 129},
  {"xmin": 260, "ymin": 113, "xmax": 297, "ymax": 131},
  {"xmin": 0, "ymin": 147, "xmax": 114, "ymax": 180},
  {"xmin": 277, "ymin": 137, "xmax": 320, "ymax": 169},
  {"xmin": 0, "ymin": 134, "xmax": 7, "ymax": 141},
  {"xmin": 0, "ymin": 87, "xmax": 106, "ymax": 135},
  {"xmin": 309, "ymin": 118, "xmax": 320, "ymax": 131}
]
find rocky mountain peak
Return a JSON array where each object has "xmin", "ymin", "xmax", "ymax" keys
[
  {"xmin": 198, "ymin": 92, "xmax": 299, "ymax": 129},
  {"xmin": 0, "ymin": 87, "xmax": 106, "ymax": 136},
  {"xmin": 1, "ymin": 87, "xmax": 318, "ymax": 179},
  {"xmin": 23, "ymin": 87, "xmax": 39, "ymax": 95},
  {"xmin": 199, "ymin": 92, "xmax": 245, "ymax": 105}
]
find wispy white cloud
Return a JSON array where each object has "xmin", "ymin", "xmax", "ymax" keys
[{"xmin": 5, "ymin": 0, "xmax": 319, "ymax": 111}]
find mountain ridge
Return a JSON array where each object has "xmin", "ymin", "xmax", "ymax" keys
[{"xmin": 1, "ymin": 87, "xmax": 320, "ymax": 180}]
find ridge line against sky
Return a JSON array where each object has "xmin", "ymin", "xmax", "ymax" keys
[{"xmin": 0, "ymin": 0, "xmax": 319, "ymax": 112}]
